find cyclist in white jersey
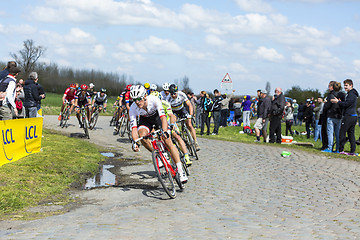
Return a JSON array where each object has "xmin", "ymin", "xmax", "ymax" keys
[
  {"xmin": 166, "ymin": 84, "xmax": 200, "ymax": 151},
  {"xmin": 91, "ymin": 88, "xmax": 107, "ymax": 115},
  {"xmin": 129, "ymin": 85, "xmax": 188, "ymax": 183}
]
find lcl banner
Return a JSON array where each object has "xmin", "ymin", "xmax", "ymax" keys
[{"xmin": 0, "ymin": 117, "xmax": 43, "ymax": 167}]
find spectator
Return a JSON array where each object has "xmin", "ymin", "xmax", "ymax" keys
[
  {"xmin": 313, "ymin": 97, "xmax": 324, "ymax": 142},
  {"xmin": 331, "ymin": 79, "xmax": 358, "ymax": 155},
  {"xmin": 195, "ymin": 91, "xmax": 205, "ymax": 129},
  {"xmin": 254, "ymin": 89, "xmax": 271, "ymax": 142},
  {"xmin": 269, "ymin": 87, "xmax": 286, "ymax": 143},
  {"xmin": 322, "ymin": 81, "xmax": 345, "ymax": 153},
  {"xmin": 320, "ymin": 97, "xmax": 329, "ymax": 150},
  {"xmin": 36, "ymin": 80, "xmax": 46, "ymax": 111},
  {"xmin": 201, "ymin": 93, "xmax": 212, "ymax": 135},
  {"xmin": 220, "ymin": 90, "xmax": 235, "ymax": 127},
  {"xmin": 211, "ymin": 89, "xmax": 223, "ymax": 135},
  {"xmin": 303, "ymin": 99, "xmax": 314, "ymax": 139},
  {"xmin": 0, "ymin": 67, "xmax": 21, "ymax": 120},
  {"xmin": 0, "ymin": 61, "xmax": 17, "ymax": 80},
  {"xmin": 241, "ymin": 95, "xmax": 252, "ymax": 127},
  {"xmin": 23, "ymin": 72, "xmax": 45, "ymax": 118},
  {"xmin": 14, "ymin": 86, "xmax": 24, "ymax": 118},
  {"xmin": 297, "ymin": 102, "xmax": 304, "ymax": 126},
  {"xmin": 292, "ymin": 99, "xmax": 299, "ymax": 125},
  {"xmin": 284, "ymin": 101, "xmax": 294, "ymax": 136},
  {"xmin": 233, "ymin": 98, "xmax": 242, "ymax": 126}
]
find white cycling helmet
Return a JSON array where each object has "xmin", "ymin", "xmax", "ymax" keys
[
  {"xmin": 130, "ymin": 85, "xmax": 146, "ymax": 99},
  {"xmin": 89, "ymin": 83, "xmax": 95, "ymax": 88},
  {"xmin": 162, "ymin": 82, "xmax": 170, "ymax": 91},
  {"xmin": 150, "ymin": 84, "xmax": 157, "ymax": 91}
]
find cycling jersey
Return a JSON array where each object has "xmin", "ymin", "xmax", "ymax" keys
[
  {"xmin": 129, "ymin": 94, "xmax": 166, "ymax": 130},
  {"xmin": 64, "ymin": 88, "xmax": 77, "ymax": 101},
  {"xmin": 94, "ymin": 92, "xmax": 108, "ymax": 104},
  {"xmin": 160, "ymin": 90, "xmax": 169, "ymax": 100},
  {"xmin": 150, "ymin": 91, "xmax": 161, "ymax": 99},
  {"xmin": 75, "ymin": 91, "xmax": 91, "ymax": 107},
  {"xmin": 161, "ymin": 100, "xmax": 173, "ymax": 122},
  {"xmin": 166, "ymin": 90, "xmax": 189, "ymax": 111},
  {"xmin": 124, "ymin": 91, "xmax": 132, "ymax": 105}
]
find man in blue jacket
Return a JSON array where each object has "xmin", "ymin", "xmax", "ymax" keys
[
  {"xmin": 331, "ymin": 79, "xmax": 358, "ymax": 155},
  {"xmin": 24, "ymin": 72, "xmax": 45, "ymax": 118}
]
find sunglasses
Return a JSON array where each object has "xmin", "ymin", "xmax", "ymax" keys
[
  {"xmin": 171, "ymin": 92, "xmax": 177, "ymax": 96},
  {"xmin": 133, "ymin": 97, "xmax": 143, "ymax": 102}
]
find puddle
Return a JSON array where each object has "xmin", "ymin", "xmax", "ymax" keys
[
  {"xmin": 84, "ymin": 164, "xmax": 120, "ymax": 189},
  {"xmin": 101, "ymin": 152, "xmax": 115, "ymax": 157}
]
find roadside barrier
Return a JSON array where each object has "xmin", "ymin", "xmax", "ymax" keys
[{"xmin": 0, "ymin": 117, "xmax": 43, "ymax": 167}]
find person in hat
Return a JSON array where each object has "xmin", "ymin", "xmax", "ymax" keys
[{"xmin": 254, "ymin": 89, "xmax": 271, "ymax": 142}]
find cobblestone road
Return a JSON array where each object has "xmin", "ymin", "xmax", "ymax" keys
[{"xmin": 1, "ymin": 116, "xmax": 360, "ymax": 239}]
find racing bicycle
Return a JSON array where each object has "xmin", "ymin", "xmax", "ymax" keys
[
  {"xmin": 89, "ymin": 105, "xmax": 104, "ymax": 130},
  {"xmin": 59, "ymin": 101, "xmax": 71, "ymax": 128},
  {"xmin": 177, "ymin": 117, "xmax": 198, "ymax": 160},
  {"xmin": 80, "ymin": 106, "xmax": 90, "ymax": 139},
  {"xmin": 134, "ymin": 129, "xmax": 186, "ymax": 199},
  {"xmin": 110, "ymin": 105, "xmax": 122, "ymax": 126}
]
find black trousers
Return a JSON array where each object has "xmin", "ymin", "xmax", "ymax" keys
[
  {"xmin": 200, "ymin": 112, "xmax": 210, "ymax": 135},
  {"xmin": 339, "ymin": 115, "xmax": 357, "ymax": 153},
  {"xmin": 269, "ymin": 116, "xmax": 282, "ymax": 143},
  {"xmin": 321, "ymin": 118, "xmax": 328, "ymax": 149}
]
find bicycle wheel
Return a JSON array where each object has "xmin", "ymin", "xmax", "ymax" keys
[
  {"xmin": 62, "ymin": 107, "xmax": 70, "ymax": 128},
  {"xmin": 82, "ymin": 113, "xmax": 90, "ymax": 139},
  {"xmin": 126, "ymin": 121, "xmax": 132, "ymax": 141},
  {"xmin": 89, "ymin": 110, "xmax": 99, "ymax": 130},
  {"xmin": 152, "ymin": 150, "xmax": 176, "ymax": 199},
  {"xmin": 118, "ymin": 115, "xmax": 126, "ymax": 136},
  {"xmin": 120, "ymin": 117, "xmax": 128, "ymax": 137},
  {"xmin": 184, "ymin": 127, "xmax": 198, "ymax": 160},
  {"xmin": 110, "ymin": 108, "xmax": 120, "ymax": 126}
]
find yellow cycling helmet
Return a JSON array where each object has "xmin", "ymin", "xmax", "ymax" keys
[{"xmin": 144, "ymin": 83, "xmax": 150, "ymax": 89}]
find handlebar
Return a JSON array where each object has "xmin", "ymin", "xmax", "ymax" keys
[{"xmin": 133, "ymin": 129, "xmax": 163, "ymax": 143}]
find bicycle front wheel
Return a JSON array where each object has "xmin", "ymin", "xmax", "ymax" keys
[
  {"xmin": 120, "ymin": 118, "xmax": 128, "ymax": 137},
  {"xmin": 184, "ymin": 127, "xmax": 198, "ymax": 160},
  {"xmin": 90, "ymin": 111, "xmax": 99, "ymax": 130},
  {"xmin": 82, "ymin": 114, "xmax": 90, "ymax": 139},
  {"xmin": 152, "ymin": 150, "xmax": 176, "ymax": 199}
]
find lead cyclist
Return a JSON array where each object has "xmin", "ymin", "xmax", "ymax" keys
[{"xmin": 129, "ymin": 85, "xmax": 188, "ymax": 183}]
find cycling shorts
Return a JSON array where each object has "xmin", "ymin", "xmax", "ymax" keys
[
  {"xmin": 138, "ymin": 112, "xmax": 162, "ymax": 133},
  {"xmin": 94, "ymin": 101, "xmax": 104, "ymax": 107},
  {"xmin": 173, "ymin": 108, "xmax": 191, "ymax": 120},
  {"xmin": 77, "ymin": 100, "xmax": 90, "ymax": 108}
]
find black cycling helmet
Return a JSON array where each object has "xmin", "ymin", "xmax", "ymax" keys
[
  {"xmin": 100, "ymin": 88, "xmax": 106, "ymax": 93},
  {"xmin": 169, "ymin": 84, "xmax": 178, "ymax": 94}
]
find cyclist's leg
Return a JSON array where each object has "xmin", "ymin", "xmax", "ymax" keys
[
  {"xmin": 75, "ymin": 106, "xmax": 82, "ymax": 126},
  {"xmin": 138, "ymin": 126, "xmax": 153, "ymax": 152},
  {"xmin": 186, "ymin": 118, "xmax": 197, "ymax": 142},
  {"xmin": 86, "ymin": 104, "xmax": 91, "ymax": 121},
  {"xmin": 69, "ymin": 99, "xmax": 75, "ymax": 113}
]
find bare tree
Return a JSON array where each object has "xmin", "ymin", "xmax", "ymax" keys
[{"xmin": 10, "ymin": 39, "xmax": 46, "ymax": 78}]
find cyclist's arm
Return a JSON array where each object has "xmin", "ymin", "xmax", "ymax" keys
[
  {"xmin": 185, "ymin": 100, "xmax": 193, "ymax": 116},
  {"xmin": 62, "ymin": 94, "xmax": 66, "ymax": 104}
]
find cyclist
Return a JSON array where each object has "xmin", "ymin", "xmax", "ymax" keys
[
  {"xmin": 58, "ymin": 84, "xmax": 77, "ymax": 121},
  {"xmin": 144, "ymin": 82, "xmax": 151, "ymax": 95},
  {"xmin": 114, "ymin": 84, "xmax": 132, "ymax": 133},
  {"xmin": 91, "ymin": 88, "xmax": 107, "ymax": 115},
  {"xmin": 129, "ymin": 85, "xmax": 188, "ymax": 183},
  {"xmin": 74, "ymin": 84, "xmax": 92, "ymax": 128},
  {"xmin": 166, "ymin": 84, "xmax": 200, "ymax": 151},
  {"xmin": 149, "ymin": 84, "xmax": 161, "ymax": 99},
  {"xmin": 162, "ymin": 99, "xmax": 192, "ymax": 166},
  {"xmin": 88, "ymin": 83, "xmax": 96, "ymax": 99},
  {"xmin": 160, "ymin": 82, "xmax": 170, "ymax": 100}
]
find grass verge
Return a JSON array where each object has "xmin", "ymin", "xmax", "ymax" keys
[{"xmin": 0, "ymin": 129, "xmax": 105, "ymax": 220}]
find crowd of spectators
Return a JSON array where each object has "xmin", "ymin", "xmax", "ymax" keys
[
  {"xmin": 0, "ymin": 61, "xmax": 46, "ymax": 120},
  {"xmin": 189, "ymin": 79, "xmax": 359, "ymax": 155}
]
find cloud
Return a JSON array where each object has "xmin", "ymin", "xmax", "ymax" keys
[
  {"xmin": 256, "ymin": 46, "xmax": 284, "ymax": 62},
  {"xmin": 233, "ymin": 0, "xmax": 273, "ymax": 13},
  {"xmin": 112, "ymin": 52, "xmax": 145, "ymax": 63},
  {"xmin": 217, "ymin": 63, "xmax": 248, "ymax": 73},
  {"xmin": 64, "ymin": 28, "xmax": 96, "ymax": 44},
  {"xmin": 93, "ymin": 44, "xmax": 106, "ymax": 58},
  {"xmin": 353, "ymin": 59, "xmax": 360, "ymax": 72},
  {"xmin": 205, "ymin": 35, "xmax": 226, "ymax": 46},
  {"xmin": 291, "ymin": 53, "xmax": 312, "ymax": 65}
]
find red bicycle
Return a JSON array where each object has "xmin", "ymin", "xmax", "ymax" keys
[{"xmin": 134, "ymin": 129, "xmax": 185, "ymax": 199}]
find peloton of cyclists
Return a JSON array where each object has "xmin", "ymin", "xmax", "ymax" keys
[
  {"xmin": 58, "ymin": 83, "xmax": 77, "ymax": 121},
  {"xmin": 129, "ymin": 85, "xmax": 188, "ymax": 183},
  {"xmin": 74, "ymin": 84, "xmax": 92, "ymax": 128},
  {"xmin": 165, "ymin": 84, "xmax": 200, "ymax": 151},
  {"xmin": 91, "ymin": 88, "xmax": 107, "ymax": 115}
]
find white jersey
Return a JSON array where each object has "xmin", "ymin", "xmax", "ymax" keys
[
  {"xmin": 129, "ymin": 94, "xmax": 165, "ymax": 129},
  {"xmin": 94, "ymin": 92, "xmax": 108, "ymax": 103},
  {"xmin": 166, "ymin": 90, "xmax": 189, "ymax": 111}
]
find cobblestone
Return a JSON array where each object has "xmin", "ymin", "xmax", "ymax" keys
[{"xmin": 0, "ymin": 115, "xmax": 359, "ymax": 239}]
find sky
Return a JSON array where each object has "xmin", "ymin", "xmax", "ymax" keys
[{"xmin": 1, "ymin": 0, "xmax": 360, "ymax": 95}]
